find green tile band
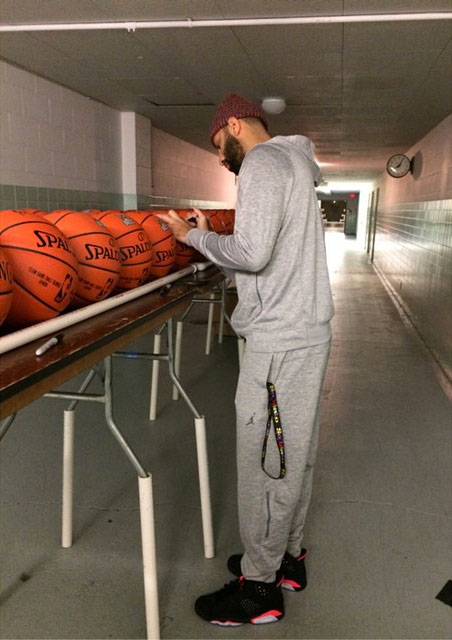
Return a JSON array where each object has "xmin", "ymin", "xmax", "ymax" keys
[{"xmin": 0, "ymin": 183, "xmax": 231, "ymax": 212}]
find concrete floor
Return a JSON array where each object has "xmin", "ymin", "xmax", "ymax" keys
[{"xmin": 1, "ymin": 230, "xmax": 451, "ymax": 639}]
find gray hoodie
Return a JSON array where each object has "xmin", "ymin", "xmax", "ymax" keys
[{"xmin": 186, "ymin": 135, "xmax": 334, "ymax": 352}]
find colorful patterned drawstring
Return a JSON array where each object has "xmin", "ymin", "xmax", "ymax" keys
[{"xmin": 261, "ymin": 382, "xmax": 286, "ymax": 479}]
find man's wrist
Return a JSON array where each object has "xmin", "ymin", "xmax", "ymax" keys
[{"xmin": 186, "ymin": 227, "xmax": 206, "ymax": 247}]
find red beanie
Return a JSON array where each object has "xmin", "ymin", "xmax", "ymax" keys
[{"xmin": 209, "ymin": 94, "xmax": 268, "ymax": 144}]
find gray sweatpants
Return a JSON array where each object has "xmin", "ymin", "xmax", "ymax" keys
[{"xmin": 235, "ymin": 341, "xmax": 331, "ymax": 583}]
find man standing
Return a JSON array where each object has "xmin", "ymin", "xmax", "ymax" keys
[{"xmin": 157, "ymin": 94, "xmax": 334, "ymax": 627}]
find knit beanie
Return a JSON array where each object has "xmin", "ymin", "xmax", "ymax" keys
[{"xmin": 209, "ymin": 93, "xmax": 268, "ymax": 144}]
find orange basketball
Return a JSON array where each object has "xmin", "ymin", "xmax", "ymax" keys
[
  {"xmin": 125, "ymin": 210, "xmax": 176, "ymax": 278},
  {"xmin": 45, "ymin": 210, "xmax": 121, "ymax": 306},
  {"xmin": 217, "ymin": 209, "xmax": 235, "ymax": 234},
  {"xmin": 205, "ymin": 210, "xmax": 227, "ymax": 234},
  {"xmin": 19, "ymin": 208, "xmax": 46, "ymax": 215},
  {"xmin": 173, "ymin": 210, "xmax": 197, "ymax": 268},
  {"xmin": 90, "ymin": 211, "xmax": 152, "ymax": 289},
  {"xmin": 0, "ymin": 247, "xmax": 14, "ymax": 328},
  {"xmin": 0, "ymin": 210, "xmax": 79, "ymax": 327}
]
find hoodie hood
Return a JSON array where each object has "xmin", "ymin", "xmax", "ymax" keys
[{"xmin": 267, "ymin": 135, "xmax": 322, "ymax": 184}]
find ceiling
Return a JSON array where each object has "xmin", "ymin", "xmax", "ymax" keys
[{"xmin": 0, "ymin": 1, "xmax": 451, "ymax": 180}]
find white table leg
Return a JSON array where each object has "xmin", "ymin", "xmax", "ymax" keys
[
  {"xmin": 62, "ymin": 409, "xmax": 75, "ymax": 548},
  {"xmin": 139, "ymin": 475, "xmax": 160, "ymax": 640},
  {"xmin": 194, "ymin": 416, "xmax": 214, "ymax": 558}
]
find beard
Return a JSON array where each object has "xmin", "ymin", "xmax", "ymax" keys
[{"xmin": 223, "ymin": 133, "xmax": 245, "ymax": 175}]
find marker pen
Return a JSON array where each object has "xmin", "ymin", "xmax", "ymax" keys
[{"xmin": 35, "ymin": 333, "xmax": 64, "ymax": 356}]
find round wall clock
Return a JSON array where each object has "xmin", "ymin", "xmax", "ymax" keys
[{"xmin": 386, "ymin": 154, "xmax": 413, "ymax": 178}]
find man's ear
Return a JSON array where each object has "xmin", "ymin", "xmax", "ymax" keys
[{"xmin": 227, "ymin": 117, "xmax": 241, "ymax": 137}]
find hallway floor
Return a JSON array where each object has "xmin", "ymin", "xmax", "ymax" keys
[{"xmin": 1, "ymin": 230, "xmax": 451, "ymax": 639}]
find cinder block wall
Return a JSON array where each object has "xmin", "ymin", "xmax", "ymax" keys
[
  {"xmin": 0, "ymin": 60, "xmax": 122, "ymax": 210},
  {"xmin": 151, "ymin": 127, "xmax": 236, "ymax": 205},
  {"xmin": 0, "ymin": 60, "xmax": 236, "ymax": 211}
]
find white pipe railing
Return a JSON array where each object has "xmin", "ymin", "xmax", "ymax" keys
[
  {"xmin": 0, "ymin": 262, "xmax": 212, "ymax": 355},
  {"xmin": 0, "ymin": 13, "xmax": 451, "ymax": 32}
]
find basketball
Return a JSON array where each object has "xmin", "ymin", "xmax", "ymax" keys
[
  {"xmin": 205, "ymin": 210, "xmax": 227, "ymax": 234},
  {"xmin": 45, "ymin": 210, "xmax": 121, "ymax": 305},
  {"xmin": 19, "ymin": 208, "xmax": 46, "ymax": 215},
  {"xmin": 0, "ymin": 210, "xmax": 79, "ymax": 326},
  {"xmin": 125, "ymin": 210, "xmax": 176, "ymax": 278},
  {"xmin": 173, "ymin": 210, "xmax": 196, "ymax": 268},
  {"xmin": 218, "ymin": 209, "xmax": 235, "ymax": 234},
  {"xmin": 90, "ymin": 211, "xmax": 152, "ymax": 289},
  {"xmin": 0, "ymin": 247, "xmax": 14, "ymax": 328}
]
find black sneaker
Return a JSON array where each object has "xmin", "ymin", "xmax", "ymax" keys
[
  {"xmin": 194, "ymin": 576, "xmax": 284, "ymax": 626},
  {"xmin": 227, "ymin": 549, "xmax": 307, "ymax": 592}
]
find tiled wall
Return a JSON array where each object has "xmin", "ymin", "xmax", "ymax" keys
[
  {"xmin": 0, "ymin": 183, "xmax": 123, "ymax": 212},
  {"xmin": 372, "ymin": 114, "xmax": 452, "ymax": 375},
  {"xmin": 374, "ymin": 199, "xmax": 452, "ymax": 373}
]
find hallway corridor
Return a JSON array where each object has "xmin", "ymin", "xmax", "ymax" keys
[{"xmin": 1, "ymin": 230, "xmax": 451, "ymax": 639}]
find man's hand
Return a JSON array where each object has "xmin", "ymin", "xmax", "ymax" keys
[
  {"xmin": 188, "ymin": 207, "xmax": 209, "ymax": 232},
  {"xmin": 154, "ymin": 209, "xmax": 192, "ymax": 243},
  {"xmin": 155, "ymin": 208, "xmax": 210, "ymax": 243}
]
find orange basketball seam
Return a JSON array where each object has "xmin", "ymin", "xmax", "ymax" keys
[
  {"xmin": 50, "ymin": 212, "xmax": 74, "ymax": 224},
  {"xmin": 114, "ymin": 229, "xmax": 148, "ymax": 240},
  {"xmin": 0, "ymin": 244, "xmax": 79, "ymax": 273},
  {"xmin": 151, "ymin": 236, "xmax": 173, "ymax": 247},
  {"xmin": 0, "ymin": 219, "xmax": 60, "ymax": 235},
  {"xmin": 13, "ymin": 279, "xmax": 60, "ymax": 313},
  {"xmin": 63, "ymin": 231, "xmax": 115, "ymax": 240}
]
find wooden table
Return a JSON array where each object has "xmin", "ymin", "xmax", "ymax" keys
[{"xmin": 0, "ymin": 266, "xmax": 223, "ymax": 419}]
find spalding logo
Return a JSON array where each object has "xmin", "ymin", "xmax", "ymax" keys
[
  {"xmin": 34, "ymin": 229, "xmax": 71, "ymax": 252},
  {"xmin": 84, "ymin": 243, "xmax": 121, "ymax": 261},
  {"xmin": 0, "ymin": 259, "xmax": 13, "ymax": 283},
  {"xmin": 155, "ymin": 249, "xmax": 175, "ymax": 263},
  {"xmin": 93, "ymin": 218, "xmax": 106, "ymax": 228},
  {"xmin": 120, "ymin": 241, "xmax": 152, "ymax": 261}
]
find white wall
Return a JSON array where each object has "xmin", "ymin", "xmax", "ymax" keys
[
  {"xmin": 0, "ymin": 60, "xmax": 122, "ymax": 193},
  {"xmin": 136, "ymin": 114, "xmax": 152, "ymax": 196},
  {"xmin": 151, "ymin": 128, "xmax": 236, "ymax": 206}
]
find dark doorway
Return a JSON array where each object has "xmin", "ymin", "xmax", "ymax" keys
[
  {"xmin": 318, "ymin": 192, "xmax": 360, "ymax": 236},
  {"xmin": 321, "ymin": 200, "xmax": 347, "ymax": 223}
]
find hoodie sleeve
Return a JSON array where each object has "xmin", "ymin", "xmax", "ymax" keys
[{"xmin": 186, "ymin": 144, "xmax": 292, "ymax": 272}]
